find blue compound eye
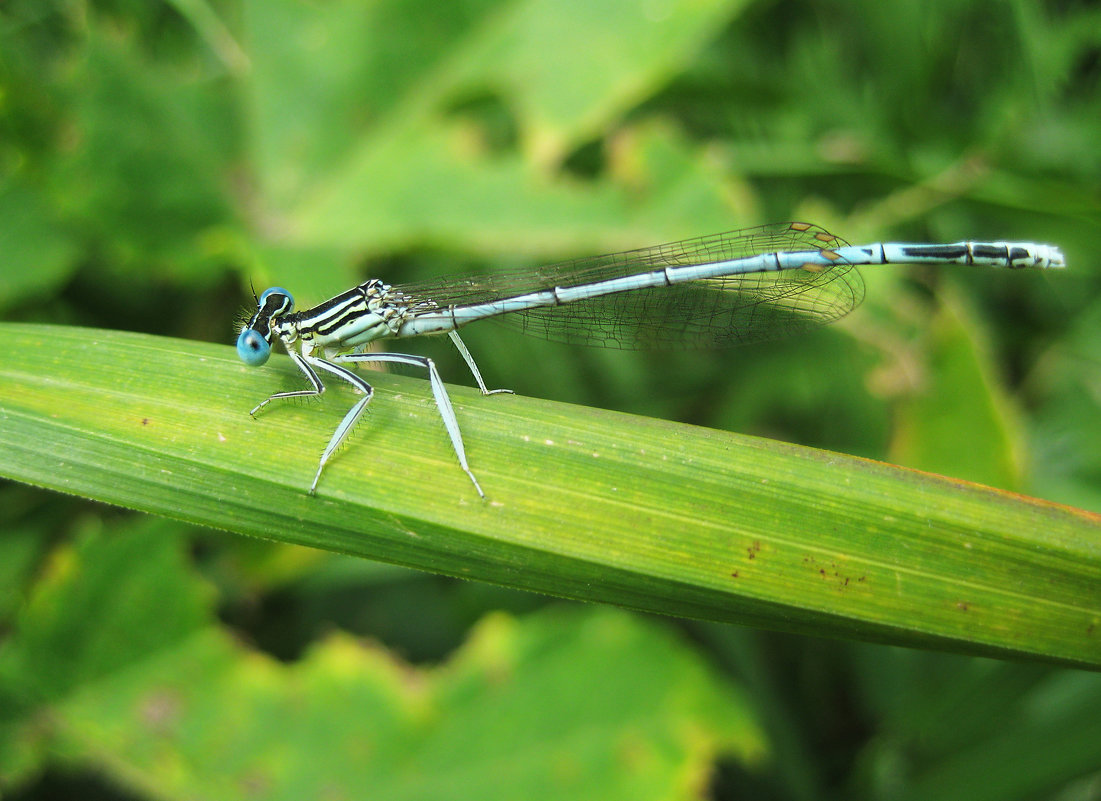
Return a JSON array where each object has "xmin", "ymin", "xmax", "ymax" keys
[
  {"xmin": 237, "ymin": 328, "xmax": 271, "ymax": 366},
  {"xmin": 259, "ymin": 287, "xmax": 294, "ymax": 312}
]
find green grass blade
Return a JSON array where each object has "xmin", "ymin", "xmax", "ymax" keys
[{"xmin": 1, "ymin": 322, "xmax": 1098, "ymax": 668}]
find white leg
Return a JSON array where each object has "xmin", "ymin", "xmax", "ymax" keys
[
  {"xmin": 335, "ymin": 352, "xmax": 486, "ymax": 498},
  {"xmin": 448, "ymin": 331, "xmax": 513, "ymax": 396},
  {"xmin": 249, "ymin": 351, "xmax": 325, "ymax": 415},
  {"xmin": 306, "ymin": 356, "xmax": 376, "ymax": 494}
]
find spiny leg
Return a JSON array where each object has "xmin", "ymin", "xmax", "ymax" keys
[
  {"xmin": 335, "ymin": 351, "xmax": 486, "ymax": 498},
  {"xmin": 448, "ymin": 331, "xmax": 513, "ymax": 396},
  {"xmin": 249, "ymin": 351, "xmax": 325, "ymax": 416},
  {"xmin": 305, "ymin": 356, "xmax": 376, "ymax": 494}
]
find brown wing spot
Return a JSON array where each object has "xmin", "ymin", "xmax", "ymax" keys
[{"xmin": 789, "ymin": 222, "xmax": 813, "ymax": 232}]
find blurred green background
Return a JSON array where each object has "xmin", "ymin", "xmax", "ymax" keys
[{"xmin": 2, "ymin": 0, "xmax": 1099, "ymax": 799}]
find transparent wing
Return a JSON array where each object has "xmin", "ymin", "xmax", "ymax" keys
[{"xmin": 394, "ymin": 222, "xmax": 866, "ymax": 350}]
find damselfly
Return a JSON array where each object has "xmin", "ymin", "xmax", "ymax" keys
[{"xmin": 236, "ymin": 222, "xmax": 1064, "ymax": 496}]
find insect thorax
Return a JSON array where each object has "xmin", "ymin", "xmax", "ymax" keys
[{"xmin": 276, "ymin": 278, "xmax": 438, "ymax": 352}]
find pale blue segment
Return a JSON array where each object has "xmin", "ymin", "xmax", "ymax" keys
[
  {"xmin": 395, "ymin": 240, "xmax": 1064, "ymax": 340},
  {"xmin": 259, "ymin": 287, "xmax": 294, "ymax": 308}
]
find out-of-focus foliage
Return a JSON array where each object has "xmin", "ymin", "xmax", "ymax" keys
[
  {"xmin": 0, "ymin": 520, "xmax": 765, "ymax": 799},
  {"xmin": 1, "ymin": 0, "xmax": 1099, "ymax": 798}
]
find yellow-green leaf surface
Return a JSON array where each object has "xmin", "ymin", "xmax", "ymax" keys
[{"xmin": 1, "ymin": 323, "xmax": 1098, "ymax": 668}]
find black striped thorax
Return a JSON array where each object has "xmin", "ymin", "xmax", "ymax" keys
[{"xmin": 271, "ymin": 279, "xmax": 437, "ymax": 348}]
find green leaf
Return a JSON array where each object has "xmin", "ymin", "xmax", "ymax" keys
[
  {"xmin": 1, "ymin": 522, "xmax": 765, "ymax": 800},
  {"xmin": 51, "ymin": 31, "xmax": 233, "ymax": 275},
  {"xmin": 0, "ymin": 322, "xmax": 1098, "ymax": 669},
  {"xmin": 889, "ymin": 285, "xmax": 1023, "ymax": 490},
  {"xmin": 1031, "ymin": 298, "xmax": 1101, "ymax": 513},
  {"xmin": 0, "ymin": 179, "xmax": 79, "ymax": 310},
  {"xmin": 242, "ymin": 0, "xmax": 751, "ymax": 256},
  {"xmin": 846, "ymin": 645, "xmax": 1101, "ymax": 800},
  {"xmin": 55, "ymin": 610, "xmax": 764, "ymax": 800},
  {"xmin": 0, "ymin": 519, "xmax": 214, "ymax": 708}
]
